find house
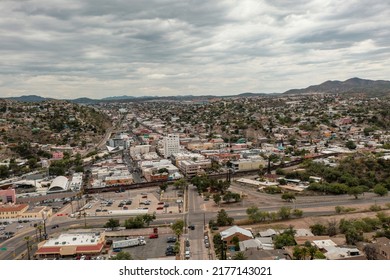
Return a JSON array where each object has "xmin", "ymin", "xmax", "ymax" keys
[
  {"xmin": 220, "ymin": 226, "xmax": 254, "ymax": 245},
  {"xmin": 312, "ymin": 239, "xmax": 363, "ymax": 260},
  {"xmin": 258, "ymin": 229, "xmax": 278, "ymax": 238},
  {"xmin": 239, "ymin": 237, "xmax": 274, "ymax": 251},
  {"xmin": 372, "ymin": 237, "xmax": 390, "ymax": 260}
]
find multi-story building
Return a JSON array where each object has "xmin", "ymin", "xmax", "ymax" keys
[
  {"xmin": 163, "ymin": 134, "xmax": 180, "ymax": 158},
  {"xmin": 0, "ymin": 189, "xmax": 16, "ymax": 204},
  {"xmin": 69, "ymin": 173, "xmax": 83, "ymax": 191},
  {"xmin": 178, "ymin": 159, "xmax": 212, "ymax": 177},
  {"xmin": 0, "ymin": 204, "xmax": 29, "ymax": 220}
]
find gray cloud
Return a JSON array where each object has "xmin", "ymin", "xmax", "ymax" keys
[{"xmin": 0, "ymin": 0, "xmax": 390, "ymax": 98}]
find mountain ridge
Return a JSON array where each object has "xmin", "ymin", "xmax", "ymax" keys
[{"xmin": 2, "ymin": 78, "xmax": 389, "ymax": 103}]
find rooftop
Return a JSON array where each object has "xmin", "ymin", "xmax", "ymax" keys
[
  {"xmin": 220, "ymin": 225, "xmax": 253, "ymax": 239},
  {"xmin": 43, "ymin": 232, "xmax": 102, "ymax": 247},
  {"xmin": 0, "ymin": 204, "xmax": 28, "ymax": 213}
]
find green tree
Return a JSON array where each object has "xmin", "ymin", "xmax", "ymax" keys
[
  {"xmin": 216, "ymin": 209, "xmax": 234, "ymax": 226},
  {"xmin": 213, "ymin": 194, "xmax": 221, "ymax": 206},
  {"xmin": 104, "ymin": 218, "xmax": 120, "ymax": 231},
  {"xmin": 157, "ymin": 168, "xmax": 169, "ymax": 174},
  {"xmin": 345, "ymin": 227, "xmax": 364, "ymax": 245},
  {"xmin": 141, "ymin": 213, "xmax": 156, "ymax": 226},
  {"xmin": 231, "ymin": 236, "xmax": 240, "ymax": 251},
  {"xmin": 373, "ymin": 184, "xmax": 388, "ymax": 197},
  {"xmin": 174, "ymin": 178, "xmax": 187, "ymax": 190},
  {"xmin": 348, "ymin": 186, "xmax": 364, "ymax": 199},
  {"xmin": 293, "ymin": 246, "xmax": 304, "ymax": 260},
  {"xmin": 171, "ymin": 220, "xmax": 184, "ymax": 240},
  {"xmin": 281, "ymin": 192, "xmax": 296, "ymax": 202},
  {"xmin": 232, "ymin": 252, "xmax": 247, "ymax": 260},
  {"xmin": 310, "ymin": 223, "xmax": 327, "ymax": 236},
  {"xmin": 292, "ymin": 208, "xmax": 303, "ymax": 218},
  {"xmin": 160, "ymin": 182, "xmax": 168, "ymax": 192},
  {"xmin": 274, "ymin": 226, "xmax": 297, "ymax": 249},
  {"xmin": 278, "ymin": 206, "xmax": 292, "ymax": 220},
  {"xmin": 24, "ymin": 236, "xmax": 32, "ymax": 260},
  {"xmin": 110, "ymin": 251, "xmax": 133, "ymax": 260},
  {"xmin": 124, "ymin": 216, "xmax": 145, "ymax": 229}
]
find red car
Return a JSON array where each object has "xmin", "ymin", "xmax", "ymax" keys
[
  {"xmin": 149, "ymin": 234, "xmax": 159, "ymax": 239},
  {"xmin": 156, "ymin": 207, "xmax": 164, "ymax": 210}
]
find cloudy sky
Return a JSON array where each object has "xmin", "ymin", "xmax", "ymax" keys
[{"xmin": 1, "ymin": 0, "xmax": 389, "ymax": 99}]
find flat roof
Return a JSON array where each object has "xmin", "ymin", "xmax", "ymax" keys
[{"xmin": 43, "ymin": 232, "xmax": 101, "ymax": 247}]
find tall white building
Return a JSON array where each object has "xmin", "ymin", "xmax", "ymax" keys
[{"xmin": 163, "ymin": 134, "xmax": 180, "ymax": 158}]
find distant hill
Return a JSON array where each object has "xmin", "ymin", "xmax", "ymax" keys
[
  {"xmin": 236, "ymin": 92, "xmax": 269, "ymax": 97},
  {"xmin": 2, "ymin": 77, "xmax": 390, "ymax": 102},
  {"xmin": 284, "ymin": 78, "xmax": 390, "ymax": 96},
  {"xmin": 5, "ymin": 95, "xmax": 52, "ymax": 102},
  {"xmin": 70, "ymin": 97, "xmax": 100, "ymax": 104},
  {"xmin": 101, "ymin": 95, "xmax": 139, "ymax": 101}
]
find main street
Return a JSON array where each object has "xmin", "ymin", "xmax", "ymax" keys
[{"xmin": 184, "ymin": 184, "xmax": 209, "ymax": 260}]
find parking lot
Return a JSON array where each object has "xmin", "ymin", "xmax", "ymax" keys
[
  {"xmin": 82, "ymin": 187, "xmax": 183, "ymax": 218},
  {"xmin": 0, "ymin": 220, "xmax": 36, "ymax": 241},
  {"xmin": 106, "ymin": 227, "xmax": 178, "ymax": 259}
]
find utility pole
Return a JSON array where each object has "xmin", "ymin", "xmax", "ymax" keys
[{"xmin": 41, "ymin": 211, "xmax": 48, "ymax": 240}]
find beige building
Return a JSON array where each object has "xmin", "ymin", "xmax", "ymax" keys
[
  {"xmin": 187, "ymin": 142, "xmax": 214, "ymax": 151},
  {"xmin": 21, "ymin": 206, "xmax": 52, "ymax": 220},
  {"xmin": 178, "ymin": 159, "xmax": 212, "ymax": 177},
  {"xmin": 231, "ymin": 159, "xmax": 266, "ymax": 172},
  {"xmin": 0, "ymin": 204, "xmax": 52, "ymax": 221},
  {"xmin": 35, "ymin": 232, "xmax": 106, "ymax": 258},
  {"xmin": 0, "ymin": 204, "xmax": 29, "ymax": 220}
]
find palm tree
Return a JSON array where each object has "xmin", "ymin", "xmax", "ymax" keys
[
  {"xmin": 36, "ymin": 224, "xmax": 43, "ymax": 241},
  {"xmin": 24, "ymin": 236, "xmax": 31, "ymax": 260}
]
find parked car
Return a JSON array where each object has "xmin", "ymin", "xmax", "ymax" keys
[
  {"xmin": 188, "ymin": 225, "xmax": 195, "ymax": 230},
  {"xmin": 167, "ymin": 236, "xmax": 177, "ymax": 243},
  {"xmin": 165, "ymin": 250, "xmax": 176, "ymax": 256},
  {"xmin": 149, "ymin": 234, "xmax": 158, "ymax": 239},
  {"xmin": 185, "ymin": 251, "xmax": 190, "ymax": 259}
]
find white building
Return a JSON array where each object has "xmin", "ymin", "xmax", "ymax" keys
[
  {"xmin": 69, "ymin": 173, "xmax": 83, "ymax": 191},
  {"xmin": 129, "ymin": 145, "xmax": 151, "ymax": 157},
  {"xmin": 47, "ymin": 176, "xmax": 69, "ymax": 193},
  {"xmin": 163, "ymin": 134, "xmax": 180, "ymax": 158}
]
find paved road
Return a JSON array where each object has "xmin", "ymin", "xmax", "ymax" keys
[
  {"xmin": 185, "ymin": 185, "xmax": 208, "ymax": 260},
  {"xmin": 3, "ymin": 186, "xmax": 390, "ymax": 260}
]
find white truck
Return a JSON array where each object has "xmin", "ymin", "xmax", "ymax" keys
[{"xmin": 112, "ymin": 237, "xmax": 146, "ymax": 249}]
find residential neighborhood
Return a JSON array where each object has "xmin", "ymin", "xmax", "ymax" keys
[{"xmin": 1, "ymin": 92, "xmax": 390, "ymax": 261}]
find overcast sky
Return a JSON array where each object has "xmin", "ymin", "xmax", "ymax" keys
[{"xmin": 1, "ymin": 0, "xmax": 389, "ymax": 99}]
